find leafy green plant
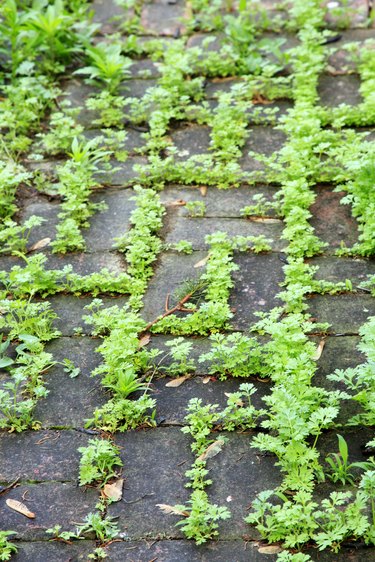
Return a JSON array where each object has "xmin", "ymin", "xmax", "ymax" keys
[
  {"xmin": 164, "ymin": 398, "xmax": 230, "ymax": 544},
  {"xmin": 0, "ymin": 335, "xmax": 55, "ymax": 432},
  {"xmin": 221, "ymin": 383, "xmax": 264, "ymax": 431},
  {"xmin": 51, "ymin": 137, "xmax": 110, "ymax": 253},
  {"xmin": 47, "ymin": 511, "xmax": 120, "ymax": 543},
  {"xmin": 78, "ymin": 438, "xmax": 123, "ymax": 486},
  {"xmin": 86, "ymin": 395, "xmax": 156, "ymax": 433},
  {"xmin": 172, "ymin": 240, "xmax": 194, "ymax": 254},
  {"xmin": 0, "ymin": 531, "xmax": 18, "ymax": 561},
  {"xmin": 199, "ymin": 332, "xmax": 261, "ymax": 379},
  {"xmin": 76, "ymin": 42, "xmax": 132, "ymax": 93},
  {"xmin": 325, "ymin": 435, "xmax": 374, "ymax": 486},
  {"xmin": 0, "ymin": 216, "xmax": 45, "ymax": 255},
  {"xmin": 163, "ymin": 338, "xmax": 196, "ymax": 377},
  {"xmin": 185, "ymin": 201, "xmax": 206, "ymax": 217}
]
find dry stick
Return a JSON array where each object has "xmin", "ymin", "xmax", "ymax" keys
[
  {"xmin": 0, "ymin": 477, "xmax": 20, "ymax": 496},
  {"xmin": 140, "ymin": 290, "xmax": 197, "ymax": 334}
]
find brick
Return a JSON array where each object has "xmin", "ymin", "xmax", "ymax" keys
[
  {"xmin": 310, "ymin": 186, "xmax": 359, "ymax": 252},
  {"xmin": 323, "ymin": 0, "xmax": 370, "ymax": 29},
  {"xmin": 310, "ymin": 256, "xmax": 375, "ymax": 286},
  {"xmin": 0, "ymin": 430, "xmax": 88, "ymax": 482},
  {"xmin": 164, "ymin": 216, "xmax": 283, "ymax": 251},
  {"xmin": 308, "ymin": 293, "xmax": 375, "ymax": 334},
  {"xmin": 161, "ymin": 185, "xmax": 279, "ymax": 218},
  {"xmin": 141, "ymin": 0, "xmax": 187, "ymax": 36},
  {"xmin": 109, "ymin": 428, "xmax": 281, "ymax": 540},
  {"xmin": 141, "ymin": 251, "xmax": 284, "ymax": 329},
  {"xmin": 10, "ymin": 541, "xmax": 95, "ymax": 562},
  {"xmin": 0, "ymin": 483, "xmax": 97, "ymax": 540},
  {"xmin": 319, "ymin": 74, "xmax": 362, "ymax": 107},
  {"xmin": 48, "ymin": 295, "xmax": 129, "ymax": 336},
  {"xmin": 35, "ymin": 336, "xmax": 107, "ymax": 428}
]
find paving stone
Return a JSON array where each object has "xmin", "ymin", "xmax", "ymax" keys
[
  {"xmin": 141, "ymin": 251, "xmax": 204, "ymax": 322},
  {"xmin": 171, "ymin": 124, "xmax": 285, "ymax": 169},
  {"xmin": 46, "ymin": 251, "xmax": 126, "ymax": 276},
  {"xmin": 107, "ymin": 539, "xmax": 279, "ymax": 562},
  {"xmin": 11, "ymin": 540, "xmax": 95, "ymax": 562},
  {"xmin": 204, "ymin": 78, "xmax": 245, "ymax": 99},
  {"xmin": 316, "ymin": 335, "xmax": 363, "ymax": 375},
  {"xmin": 107, "ymin": 540, "xmax": 374, "ymax": 562},
  {"xmin": 94, "ymin": 156, "xmax": 146, "ymax": 186},
  {"xmin": 318, "ymin": 74, "xmax": 362, "ymax": 107},
  {"xmin": 0, "ymin": 252, "xmax": 126, "ymax": 283},
  {"xmin": 160, "ymin": 184, "xmax": 279, "ymax": 218},
  {"xmin": 0, "ymin": 483, "xmax": 98, "ymax": 540},
  {"xmin": 310, "ymin": 186, "xmax": 359, "ymax": 252},
  {"xmin": 61, "ymin": 79, "xmax": 157, "ymax": 127},
  {"xmin": 313, "ymin": 335, "xmax": 364, "ymax": 422},
  {"xmin": 245, "ymin": 100, "xmax": 293, "ymax": 125},
  {"xmin": 21, "ymin": 197, "xmax": 60, "ymax": 250},
  {"xmin": 26, "ymin": 157, "xmax": 142, "ymax": 188},
  {"xmin": 92, "ymin": 0, "xmax": 128, "ymax": 33},
  {"xmin": 84, "ymin": 188, "xmax": 135, "ymax": 251},
  {"xmin": 35, "ymin": 336, "xmax": 107, "ymax": 428},
  {"xmin": 141, "ymin": 251, "xmax": 284, "ymax": 325},
  {"xmin": 21, "ymin": 188, "xmax": 135, "ymax": 253},
  {"xmin": 310, "ymin": 256, "xmax": 375, "ymax": 286},
  {"xmin": 47, "ymin": 295, "xmax": 129, "ymax": 336},
  {"xmin": 308, "ymin": 294, "xmax": 375, "ymax": 334},
  {"xmin": 170, "ymin": 125, "xmax": 211, "ymax": 159},
  {"xmin": 153, "ymin": 376, "xmax": 269, "ymax": 425},
  {"xmin": 109, "ymin": 428, "xmax": 280, "ymax": 540},
  {"xmin": 240, "ymin": 126, "xmax": 286, "ymax": 173},
  {"xmin": 0, "ymin": 430, "xmax": 88, "ymax": 482},
  {"xmin": 84, "ymin": 127, "xmax": 147, "ymax": 155},
  {"xmin": 327, "ymin": 29, "xmax": 375, "ymax": 72},
  {"xmin": 129, "ymin": 58, "xmax": 161, "ymax": 79},
  {"xmin": 187, "ymin": 31, "xmax": 298, "ymax": 73},
  {"xmin": 141, "ymin": 0, "xmax": 187, "ymax": 36},
  {"xmin": 164, "ymin": 217, "xmax": 284, "ymax": 251},
  {"xmin": 230, "ymin": 253, "xmax": 284, "ymax": 330},
  {"xmin": 323, "ymin": 0, "xmax": 370, "ymax": 29}
]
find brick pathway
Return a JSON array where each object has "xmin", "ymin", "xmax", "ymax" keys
[{"xmin": 0, "ymin": 1, "xmax": 374, "ymax": 560}]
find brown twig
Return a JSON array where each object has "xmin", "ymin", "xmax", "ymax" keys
[
  {"xmin": 141, "ymin": 290, "xmax": 196, "ymax": 334},
  {"xmin": 0, "ymin": 477, "xmax": 20, "ymax": 496}
]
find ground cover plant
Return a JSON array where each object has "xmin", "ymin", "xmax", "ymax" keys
[{"xmin": 0, "ymin": 0, "xmax": 374, "ymax": 560}]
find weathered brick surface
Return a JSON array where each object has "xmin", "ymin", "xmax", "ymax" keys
[
  {"xmin": 0, "ymin": 430, "xmax": 88, "ymax": 482},
  {"xmin": 2, "ymin": 1, "xmax": 375, "ymax": 560},
  {"xmin": 11, "ymin": 541, "xmax": 95, "ymax": 562},
  {"xmin": 0, "ymin": 483, "xmax": 98, "ymax": 540},
  {"xmin": 109, "ymin": 428, "xmax": 281, "ymax": 540}
]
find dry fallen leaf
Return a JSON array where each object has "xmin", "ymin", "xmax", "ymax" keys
[
  {"xmin": 199, "ymin": 186, "xmax": 208, "ymax": 196},
  {"xmin": 194, "ymin": 255, "xmax": 209, "ymax": 268},
  {"xmin": 197, "ymin": 439, "xmax": 225, "ymax": 462},
  {"xmin": 156, "ymin": 504, "xmax": 189, "ymax": 517},
  {"xmin": 248, "ymin": 217, "xmax": 281, "ymax": 223},
  {"xmin": 202, "ymin": 376, "xmax": 211, "ymax": 384},
  {"xmin": 313, "ymin": 339, "xmax": 325, "ymax": 361},
  {"xmin": 6, "ymin": 499, "xmax": 35, "ymax": 519},
  {"xmin": 258, "ymin": 545, "xmax": 283, "ymax": 554},
  {"xmin": 103, "ymin": 478, "xmax": 123, "ymax": 502},
  {"xmin": 165, "ymin": 376, "xmax": 189, "ymax": 387},
  {"xmin": 29, "ymin": 237, "xmax": 51, "ymax": 251},
  {"xmin": 167, "ymin": 199, "xmax": 186, "ymax": 207},
  {"xmin": 138, "ymin": 333, "xmax": 151, "ymax": 348}
]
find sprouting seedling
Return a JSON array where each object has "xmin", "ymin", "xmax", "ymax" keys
[
  {"xmin": 75, "ymin": 42, "xmax": 132, "ymax": 93},
  {"xmin": 325, "ymin": 434, "xmax": 374, "ymax": 486}
]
